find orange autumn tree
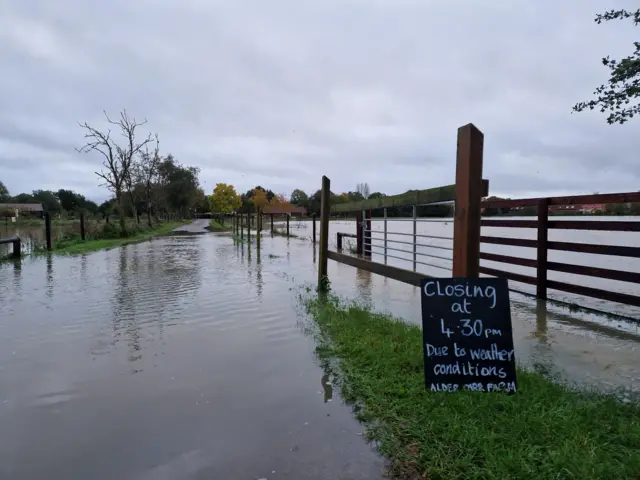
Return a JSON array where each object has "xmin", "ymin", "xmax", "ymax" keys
[{"xmin": 251, "ymin": 188, "xmax": 269, "ymax": 212}]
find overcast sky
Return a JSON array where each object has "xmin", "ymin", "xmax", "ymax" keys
[{"xmin": 1, "ymin": 0, "xmax": 638, "ymax": 203}]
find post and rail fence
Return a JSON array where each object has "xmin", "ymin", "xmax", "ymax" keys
[{"xmin": 316, "ymin": 123, "xmax": 640, "ymax": 320}]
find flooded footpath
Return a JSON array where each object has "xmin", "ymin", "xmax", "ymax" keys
[{"xmin": 0, "ymin": 228, "xmax": 638, "ymax": 479}]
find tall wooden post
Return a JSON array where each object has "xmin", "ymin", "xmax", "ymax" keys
[
  {"xmin": 286, "ymin": 215, "xmax": 290, "ymax": 237},
  {"xmin": 452, "ymin": 123, "xmax": 484, "ymax": 277},
  {"xmin": 247, "ymin": 214, "xmax": 251, "ymax": 243},
  {"xmin": 256, "ymin": 210, "xmax": 261, "ymax": 248},
  {"xmin": 80, "ymin": 211, "xmax": 86, "ymax": 240},
  {"xmin": 356, "ymin": 211, "xmax": 363, "ymax": 255},
  {"xmin": 45, "ymin": 212, "xmax": 52, "ymax": 251},
  {"xmin": 536, "ymin": 198, "xmax": 549, "ymax": 299},
  {"xmin": 270, "ymin": 214, "xmax": 274, "ymax": 234},
  {"xmin": 312, "ymin": 213, "xmax": 316, "ymax": 244},
  {"xmin": 337, "ymin": 233, "xmax": 343, "ymax": 251},
  {"xmin": 318, "ymin": 176, "xmax": 330, "ymax": 291},
  {"xmin": 240, "ymin": 214, "xmax": 244, "ymax": 240}
]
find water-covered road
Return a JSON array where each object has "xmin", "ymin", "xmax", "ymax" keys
[{"xmin": 0, "ymin": 227, "xmax": 638, "ymax": 478}]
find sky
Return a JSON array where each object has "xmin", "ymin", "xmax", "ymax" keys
[{"xmin": 1, "ymin": 0, "xmax": 638, "ymax": 204}]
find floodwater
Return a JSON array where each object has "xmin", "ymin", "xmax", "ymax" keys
[
  {"xmin": 1, "ymin": 222, "xmax": 78, "ymax": 256},
  {"xmin": 1, "ymin": 220, "xmax": 639, "ymax": 478}
]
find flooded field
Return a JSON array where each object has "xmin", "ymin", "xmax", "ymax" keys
[
  {"xmin": 0, "ymin": 222, "xmax": 80, "ymax": 256},
  {"xmin": 0, "ymin": 225, "xmax": 638, "ymax": 478}
]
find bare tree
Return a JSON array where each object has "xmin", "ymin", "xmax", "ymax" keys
[
  {"xmin": 77, "ymin": 110, "xmax": 152, "ymax": 233},
  {"xmin": 138, "ymin": 134, "xmax": 162, "ymax": 227},
  {"xmin": 356, "ymin": 182, "xmax": 370, "ymax": 199}
]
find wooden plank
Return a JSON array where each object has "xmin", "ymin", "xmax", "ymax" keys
[
  {"xmin": 481, "ymin": 219, "xmax": 538, "ymax": 228},
  {"xmin": 478, "ymin": 266, "xmax": 537, "ymax": 286},
  {"xmin": 546, "ymin": 280, "xmax": 640, "ymax": 308},
  {"xmin": 318, "ymin": 176, "xmax": 331, "ymax": 290},
  {"xmin": 547, "ymin": 262, "xmax": 640, "ymax": 284},
  {"xmin": 0, "ymin": 236, "xmax": 20, "ymax": 245},
  {"xmin": 330, "ymin": 180, "xmax": 489, "ymax": 213},
  {"xmin": 327, "ymin": 250, "xmax": 427, "ymax": 286},
  {"xmin": 547, "ymin": 241, "xmax": 640, "ymax": 258},
  {"xmin": 548, "ymin": 220, "xmax": 640, "ymax": 232},
  {"xmin": 479, "ymin": 252, "xmax": 537, "ymax": 268},
  {"xmin": 452, "ymin": 123, "xmax": 484, "ymax": 277},
  {"xmin": 481, "ymin": 191, "xmax": 640, "ymax": 209},
  {"xmin": 480, "ymin": 236, "xmax": 538, "ymax": 248}
]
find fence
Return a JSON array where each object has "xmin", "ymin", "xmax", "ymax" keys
[{"xmin": 316, "ymin": 123, "xmax": 640, "ymax": 320}]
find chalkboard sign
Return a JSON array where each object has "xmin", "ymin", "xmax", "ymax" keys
[{"xmin": 420, "ymin": 277, "xmax": 517, "ymax": 393}]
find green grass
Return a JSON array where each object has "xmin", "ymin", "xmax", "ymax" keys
[
  {"xmin": 208, "ymin": 219, "xmax": 232, "ymax": 232},
  {"xmin": 301, "ymin": 293, "xmax": 640, "ymax": 479},
  {"xmin": 51, "ymin": 221, "xmax": 184, "ymax": 255}
]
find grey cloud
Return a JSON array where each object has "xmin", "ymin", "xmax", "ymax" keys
[{"xmin": 0, "ymin": 0, "xmax": 638, "ymax": 202}]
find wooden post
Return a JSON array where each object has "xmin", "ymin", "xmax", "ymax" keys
[
  {"xmin": 247, "ymin": 214, "xmax": 251, "ymax": 243},
  {"xmin": 286, "ymin": 215, "xmax": 290, "ymax": 237},
  {"xmin": 12, "ymin": 238, "xmax": 20, "ymax": 258},
  {"xmin": 80, "ymin": 211, "xmax": 86, "ymax": 240},
  {"xmin": 256, "ymin": 210, "xmax": 261, "ymax": 248},
  {"xmin": 337, "ymin": 233, "xmax": 343, "ymax": 251},
  {"xmin": 318, "ymin": 175, "xmax": 330, "ymax": 290},
  {"xmin": 356, "ymin": 211, "xmax": 363, "ymax": 255},
  {"xmin": 364, "ymin": 210, "xmax": 372, "ymax": 258},
  {"xmin": 270, "ymin": 214, "xmax": 274, "ymax": 234},
  {"xmin": 45, "ymin": 212, "xmax": 52, "ymax": 251},
  {"xmin": 240, "ymin": 214, "xmax": 244, "ymax": 240},
  {"xmin": 452, "ymin": 123, "xmax": 484, "ymax": 277},
  {"xmin": 536, "ymin": 198, "xmax": 549, "ymax": 299},
  {"xmin": 312, "ymin": 213, "xmax": 316, "ymax": 244}
]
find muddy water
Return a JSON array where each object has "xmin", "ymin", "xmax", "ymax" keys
[
  {"xmin": 0, "ymin": 222, "xmax": 79, "ymax": 256},
  {"xmin": 1, "ymin": 225, "xmax": 638, "ymax": 478},
  {"xmin": 0, "ymin": 234, "xmax": 386, "ymax": 479}
]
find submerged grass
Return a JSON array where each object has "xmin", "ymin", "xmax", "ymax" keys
[
  {"xmin": 49, "ymin": 221, "xmax": 184, "ymax": 255},
  {"xmin": 302, "ymin": 293, "xmax": 640, "ymax": 479},
  {"xmin": 208, "ymin": 219, "xmax": 232, "ymax": 232}
]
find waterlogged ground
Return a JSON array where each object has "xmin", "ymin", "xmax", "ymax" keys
[{"xmin": 0, "ymin": 226, "xmax": 638, "ymax": 478}]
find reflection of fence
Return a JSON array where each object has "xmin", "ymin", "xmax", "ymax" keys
[
  {"xmin": 317, "ymin": 123, "xmax": 640, "ymax": 319},
  {"xmin": 479, "ymin": 194, "xmax": 640, "ymax": 308}
]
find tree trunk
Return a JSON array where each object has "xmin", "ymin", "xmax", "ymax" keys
[{"xmin": 116, "ymin": 190, "xmax": 126, "ymax": 234}]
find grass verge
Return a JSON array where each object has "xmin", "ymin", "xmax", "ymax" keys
[
  {"xmin": 51, "ymin": 221, "xmax": 184, "ymax": 255},
  {"xmin": 301, "ymin": 293, "xmax": 640, "ymax": 479},
  {"xmin": 208, "ymin": 219, "xmax": 232, "ymax": 232}
]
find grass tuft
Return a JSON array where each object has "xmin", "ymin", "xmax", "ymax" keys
[{"xmin": 301, "ymin": 293, "xmax": 640, "ymax": 479}]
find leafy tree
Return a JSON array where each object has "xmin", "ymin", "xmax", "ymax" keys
[
  {"xmin": 157, "ymin": 155, "xmax": 201, "ymax": 217},
  {"xmin": 368, "ymin": 192, "xmax": 386, "ymax": 199},
  {"xmin": 290, "ymin": 189, "xmax": 309, "ymax": 205},
  {"xmin": 251, "ymin": 188, "xmax": 269, "ymax": 212},
  {"xmin": 56, "ymin": 189, "xmax": 89, "ymax": 212},
  {"xmin": 210, "ymin": 183, "xmax": 241, "ymax": 214},
  {"xmin": 0, "ymin": 181, "xmax": 9, "ymax": 202},
  {"xmin": 32, "ymin": 190, "xmax": 61, "ymax": 214},
  {"xmin": 573, "ymin": 9, "xmax": 640, "ymax": 124},
  {"xmin": 12, "ymin": 193, "xmax": 36, "ymax": 203}
]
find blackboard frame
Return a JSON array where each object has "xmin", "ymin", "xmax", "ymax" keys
[{"xmin": 420, "ymin": 277, "xmax": 517, "ymax": 393}]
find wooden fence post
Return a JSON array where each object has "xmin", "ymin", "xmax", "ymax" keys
[
  {"xmin": 45, "ymin": 212, "xmax": 52, "ymax": 251},
  {"xmin": 247, "ymin": 214, "xmax": 251, "ymax": 243},
  {"xmin": 256, "ymin": 210, "xmax": 261, "ymax": 248},
  {"xmin": 286, "ymin": 215, "xmax": 290, "ymax": 237},
  {"xmin": 318, "ymin": 176, "xmax": 330, "ymax": 290},
  {"xmin": 536, "ymin": 198, "xmax": 549, "ymax": 299},
  {"xmin": 356, "ymin": 211, "xmax": 363, "ymax": 255},
  {"xmin": 312, "ymin": 213, "xmax": 316, "ymax": 244},
  {"xmin": 452, "ymin": 123, "xmax": 484, "ymax": 277},
  {"xmin": 337, "ymin": 233, "xmax": 343, "ymax": 251},
  {"xmin": 12, "ymin": 238, "xmax": 20, "ymax": 258},
  {"xmin": 240, "ymin": 214, "xmax": 244, "ymax": 240},
  {"xmin": 270, "ymin": 214, "xmax": 274, "ymax": 234},
  {"xmin": 80, "ymin": 211, "xmax": 86, "ymax": 240}
]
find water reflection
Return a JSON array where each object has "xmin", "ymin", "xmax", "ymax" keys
[
  {"xmin": 45, "ymin": 255, "xmax": 53, "ymax": 300},
  {"xmin": 355, "ymin": 268, "xmax": 373, "ymax": 303},
  {"xmin": 256, "ymin": 248, "xmax": 263, "ymax": 299},
  {"xmin": 321, "ymin": 373, "xmax": 333, "ymax": 403},
  {"xmin": 533, "ymin": 300, "xmax": 549, "ymax": 344}
]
